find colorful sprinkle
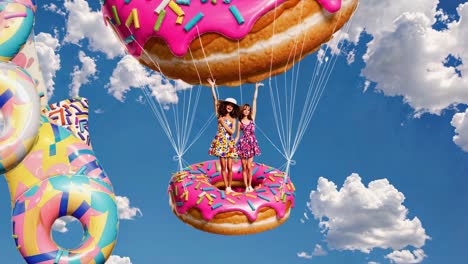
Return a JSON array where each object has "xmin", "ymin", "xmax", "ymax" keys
[
  {"xmin": 169, "ymin": 1, "xmax": 185, "ymax": 16},
  {"xmin": 226, "ymin": 197, "xmax": 236, "ymax": 204},
  {"xmin": 270, "ymin": 188, "xmax": 277, "ymax": 195},
  {"xmin": 155, "ymin": 0, "xmax": 171, "ymax": 14},
  {"xmin": 211, "ymin": 203, "xmax": 223, "ymax": 210},
  {"xmin": 176, "ymin": 0, "xmax": 191, "ymax": 5},
  {"xmin": 196, "ymin": 196, "xmax": 204, "ymax": 205},
  {"xmin": 229, "ymin": 6, "xmax": 244, "ymax": 25},
  {"xmin": 111, "ymin": 5, "xmax": 121, "ymax": 25},
  {"xmin": 176, "ymin": 15, "xmax": 184, "ymax": 24},
  {"xmin": 210, "ymin": 172, "xmax": 220, "ymax": 178},
  {"xmin": 154, "ymin": 10, "xmax": 166, "ymax": 32},
  {"xmin": 183, "ymin": 181, "xmax": 193, "ymax": 188},
  {"xmin": 184, "ymin": 12, "xmax": 204, "ymax": 32},
  {"xmin": 245, "ymin": 193, "xmax": 257, "ymax": 199},
  {"xmin": 247, "ymin": 200, "xmax": 255, "ymax": 211},
  {"xmin": 257, "ymin": 194, "xmax": 270, "ymax": 202},
  {"xmin": 252, "ymin": 167, "xmax": 259, "ymax": 175}
]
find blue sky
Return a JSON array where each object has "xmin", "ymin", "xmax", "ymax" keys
[{"xmin": 1, "ymin": 0, "xmax": 468, "ymax": 263}]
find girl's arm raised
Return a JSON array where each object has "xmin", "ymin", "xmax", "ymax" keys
[
  {"xmin": 208, "ymin": 78, "xmax": 218, "ymax": 116},
  {"xmin": 252, "ymin": 82, "xmax": 263, "ymax": 121}
]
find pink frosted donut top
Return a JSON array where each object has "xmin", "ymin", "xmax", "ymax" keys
[
  {"xmin": 168, "ymin": 160, "xmax": 295, "ymax": 222},
  {"xmin": 101, "ymin": 0, "xmax": 342, "ymax": 57}
]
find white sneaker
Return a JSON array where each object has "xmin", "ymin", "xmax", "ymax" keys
[
  {"xmin": 226, "ymin": 187, "xmax": 233, "ymax": 193},
  {"xmin": 247, "ymin": 186, "xmax": 254, "ymax": 192}
]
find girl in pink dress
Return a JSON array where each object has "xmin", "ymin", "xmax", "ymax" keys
[{"xmin": 235, "ymin": 82, "xmax": 263, "ymax": 192}]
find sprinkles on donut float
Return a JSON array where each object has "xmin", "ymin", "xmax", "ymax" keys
[{"xmin": 168, "ymin": 160, "xmax": 295, "ymax": 235}]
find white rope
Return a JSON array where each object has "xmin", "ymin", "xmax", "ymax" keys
[
  {"xmin": 125, "ymin": 26, "xmax": 213, "ymax": 171},
  {"xmin": 261, "ymin": 4, "xmax": 354, "ymax": 183}
]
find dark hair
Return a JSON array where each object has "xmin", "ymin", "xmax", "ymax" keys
[
  {"xmin": 239, "ymin": 104, "xmax": 253, "ymax": 121},
  {"xmin": 218, "ymin": 101, "xmax": 238, "ymax": 118}
]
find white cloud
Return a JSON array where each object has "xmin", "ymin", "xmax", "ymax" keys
[
  {"xmin": 297, "ymin": 251, "xmax": 312, "ymax": 259},
  {"xmin": 43, "ymin": 3, "xmax": 66, "ymax": 16},
  {"xmin": 297, "ymin": 244, "xmax": 327, "ymax": 259},
  {"xmin": 312, "ymin": 244, "xmax": 327, "ymax": 257},
  {"xmin": 308, "ymin": 174, "xmax": 429, "ymax": 253},
  {"xmin": 345, "ymin": 1, "xmax": 468, "ymax": 116},
  {"xmin": 51, "ymin": 216, "xmax": 77, "ymax": 233},
  {"xmin": 346, "ymin": 49, "xmax": 356, "ymax": 65},
  {"xmin": 106, "ymin": 55, "xmax": 192, "ymax": 104},
  {"xmin": 106, "ymin": 255, "xmax": 132, "ymax": 264},
  {"xmin": 63, "ymin": 0, "xmax": 124, "ymax": 58},
  {"xmin": 94, "ymin": 108, "xmax": 105, "ymax": 114},
  {"xmin": 116, "ymin": 196, "xmax": 142, "ymax": 220},
  {"xmin": 35, "ymin": 32, "xmax": 61, "ymax": 98},
  {"xmin": 69, "ymin": 51, "xmax": 97, "ymax": 97},
  {"xmin": 368, "ymin": 262, "xmax": 380, "ymax": 264},
  {"xmin": 451, "ymin": 109, "xmax": 468, "ymax": 152},
  {"xmin": 386, "ymin": 249, "xmax": 426, "ymax": 264}
]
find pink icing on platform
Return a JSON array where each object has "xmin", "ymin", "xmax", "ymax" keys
[
  {"xmin": 168, "ymin": 160, "xmax": 295, "ymax": 222},
  {"xmin": 102, "ymin": 0, "xmax": 342, "ymax": 58}
]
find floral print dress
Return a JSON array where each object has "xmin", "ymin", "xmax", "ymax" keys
[
  {"xmin": 208, "ymin": 119, "xmax": 237, "ymax": 158},
  {"xmin": 237, "ymin": 121, "xmax": 261, "ymax": 159}
]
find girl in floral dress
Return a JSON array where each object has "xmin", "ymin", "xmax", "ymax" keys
[
  {"xmin": 235, "ymin": 82, "xmax": 263, "ymax": 192},
  {"xmin": 208, "ymin": 78, "xmax": 239, "ymax": 193}
]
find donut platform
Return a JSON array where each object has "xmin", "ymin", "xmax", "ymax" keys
[{"xmin": 168, "ymin": 160, "xmax": 295, "ymax": 235}]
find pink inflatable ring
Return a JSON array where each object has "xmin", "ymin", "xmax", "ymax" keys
[{"xmin": 168, "ymin": 160, "xmax": 295, "ymax": 235}]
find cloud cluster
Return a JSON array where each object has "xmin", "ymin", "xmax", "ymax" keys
[
  {"xmin": 342, "ymin": 1, "xmax": 468, "ymax": 151},
  {"xmin": 116, "ymin": 196, "xmax": 143, "ymax": 220},
  {"xmin": 451, "ymin": 109, "xmax": 468, "ymax": 152},
  {"xmin": 35, "ymin": 32, "xmax": 61, "ymax": 98},
  {"xmin": 106, "ymin": 255, "xmax": 132, "ymax": 264},
  {"xmin": 52, "ymin": 216, "xmax": 77, "ymax": 233},
  {"xmin": 307, "ymin": 174, "xmax": 429, "ymax": 253},
  {"xmin": 63, "ymin": 0, "xmax": 123, "ymax": 58},
  {"xmin": 297, "ymin": 244, "xmax": 327, "ymax": 259},
  {"xmin": 106, "ymin": 55, "xmax": 192, "ymax": 104},
  {"xmin": 346, "ymin": 0, "xmax": 468, "ymax": 115},
  {"xmin": 69, "ymin": 51, "xmax": 97, "ymax": 97},
  {"xmin": 386, "ymin": 249, "xmax": 426, "ymax": 264}
]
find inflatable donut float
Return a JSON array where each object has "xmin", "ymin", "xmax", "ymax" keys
[
  {"xmin": 6, "ymin": 100, "xmax": 119, "ymax": 263},
  {"xmin": 0, "ymin": 0, "xmax": 35, "ymax": 61},
  {"xmin": 168, "ymin": 160, "xmax": 295, "ymax": 235},
  {"xmin": 12, "ymin": 175, "xmax": 117, "ymax": 264},
  {"xmin": 101, "ymin": 0, "xmax": 359, "ymax": 86},
  {"xmin": 1, "ymin": 1, "xmax": 119, "ymax": 262},
  {"xmin": 0, "ymin": 62, "xmax": 40, "ymax": 173}
]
